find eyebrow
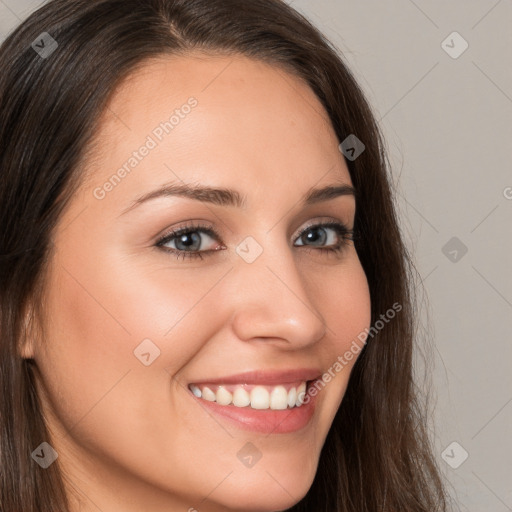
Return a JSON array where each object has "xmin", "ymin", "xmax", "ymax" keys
[{"xmin": 120, "ymin": 181, "xmax": 356, "ymax": 215}]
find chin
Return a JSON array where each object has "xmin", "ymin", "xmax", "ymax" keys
[{"xmin": 206, "ymin": 469, "xmax": 314, "ymax": 512}]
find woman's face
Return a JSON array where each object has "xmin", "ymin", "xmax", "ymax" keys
[{"xmin": 28, "ymin": 54, "xmax": 371, "ymax": 512}]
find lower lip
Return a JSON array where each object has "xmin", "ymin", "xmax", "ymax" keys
[{"xmin": 189, "ymin": 380, "xmax": 318, "ymax": 434}]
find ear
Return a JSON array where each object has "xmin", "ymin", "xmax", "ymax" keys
[
  {"xmin": 19, "ymin": 335, "xmax": 35, "ymax": 360},
  {"xmin": 18, "ymin": 303, "xmax": 39, "ymax": 360}
]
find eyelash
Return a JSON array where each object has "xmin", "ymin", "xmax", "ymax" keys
[{"xmin": 155, "ymin": 221, "xmax": 356, "ymax": 261}]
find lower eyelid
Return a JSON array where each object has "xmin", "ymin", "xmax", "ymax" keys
[{"xmin": 157, "ymin": 221, "xmax": 352, "ymax": 256}]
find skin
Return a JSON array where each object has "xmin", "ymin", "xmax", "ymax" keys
[{"xmin": 23, "ymin": 53, "xmax": 371, "ymax": 512}]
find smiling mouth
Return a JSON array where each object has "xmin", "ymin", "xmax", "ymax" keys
[{"xmin": 187, "ymin": 381, "xmax": 310, "ymax": 410}]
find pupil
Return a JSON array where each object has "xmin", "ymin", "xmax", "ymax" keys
[
  {"xmin": 177, "ymin": 232, "xmax": 200, "ymax": 250},
  {"xmin": 305, "ymin": 227, "xmax": 326, "ymax": 245}
]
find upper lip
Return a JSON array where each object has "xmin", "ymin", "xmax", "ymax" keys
[{"xmin": 188, "ymin": 368, "xmax": 322, "ymax": 386}]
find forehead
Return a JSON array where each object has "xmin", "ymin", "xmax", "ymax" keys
[
  {"xmin": 81, "ymin": 52, "xmax": 350, "ymax": 207},
  {"xmin": 102, "ymin": 52, "xmax": 333, "ymax": 130}
]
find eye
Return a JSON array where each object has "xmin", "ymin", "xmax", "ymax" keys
[
  {"xmin": 155, "ymin": 220, "xmax": 355, "ymax": 261},
  {"xmin": 156, "ymin": 222, "xmax": 223, "ymax": 260},
  {"xmin": 294, "ymin": 221, "xmax": 355, "ymax": 256}
]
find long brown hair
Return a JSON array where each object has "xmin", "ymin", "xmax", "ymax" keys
[{"xmin": 0, "ymin": 0, "xmax": 447, "ymax": 510}]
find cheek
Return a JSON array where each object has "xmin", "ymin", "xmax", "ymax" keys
[
  {"xmin": 310, "ymin": 254, "xmax": 371, "ymax": 405},
  {"xmin": 33, "ymin": 251, "xmax": 226, "ymax": 491},
  {"xmin": 34, "ymin": 247, "xmax": 229, "ymax": 428},
  {"xmin": 43, "ymin": 249, "xmax": 219, "ymax": 364},
  {"xmin": 315, "ymin": 254, "xmax": 372, "ymax": 351}
]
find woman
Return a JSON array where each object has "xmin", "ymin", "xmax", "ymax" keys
[{"xmin": 0, "ymin": 0, "xmax": 448, "ymax": 510}]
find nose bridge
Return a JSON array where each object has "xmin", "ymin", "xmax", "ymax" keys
[{"xmin": 227, "ymin": 234, "xmax": 327, "ymax": 347}]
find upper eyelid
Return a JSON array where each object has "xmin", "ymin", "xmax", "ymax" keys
[
  {"xmin": 157, "ymin": 218, "xmax": 352, "ymax": 247},
  {"xmin": 296, "ymin": 219, "xmax": 350, "ymax": 235}
]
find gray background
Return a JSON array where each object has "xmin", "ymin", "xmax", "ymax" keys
[{"xmin": 1, "ymin": 0, "xmax": 511, "ymax": 510}]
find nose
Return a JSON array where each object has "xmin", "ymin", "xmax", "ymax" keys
[{"xmin": 227, "ymin": 239, "xmax": 327, "ymax": 350}]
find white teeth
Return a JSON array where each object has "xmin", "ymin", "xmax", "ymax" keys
[
  {"xmin": 190, "ymin": 384, "xmax": 202, "ymax": 398},
  {"xmin": 216, "ymin": 386, "xmax": 232, "ymax": 406},
  {"xmin": 202, "ymin": 386, "xmax": 216, "ymax": 401},
  {"xmin": 250, "ymin": 386, "xmax": 270, "ymax": 409},
  {"xmin": 189, "ymin": 381, "xmax": 309, "ymax": 410},
  {"xmin": 232, "ymin": 387, "xmax": 251, "ymax": 407},
  {"xmin": 269, "ymin": 386, "xmax": 288, "ymax": 410},
  {"xmin": 296, "ymin": 382, "xmax": 307, "ymax": 406},
  {"xmin": 287, "ymin": 387, "xmax": 297, "ymax": 408}
]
